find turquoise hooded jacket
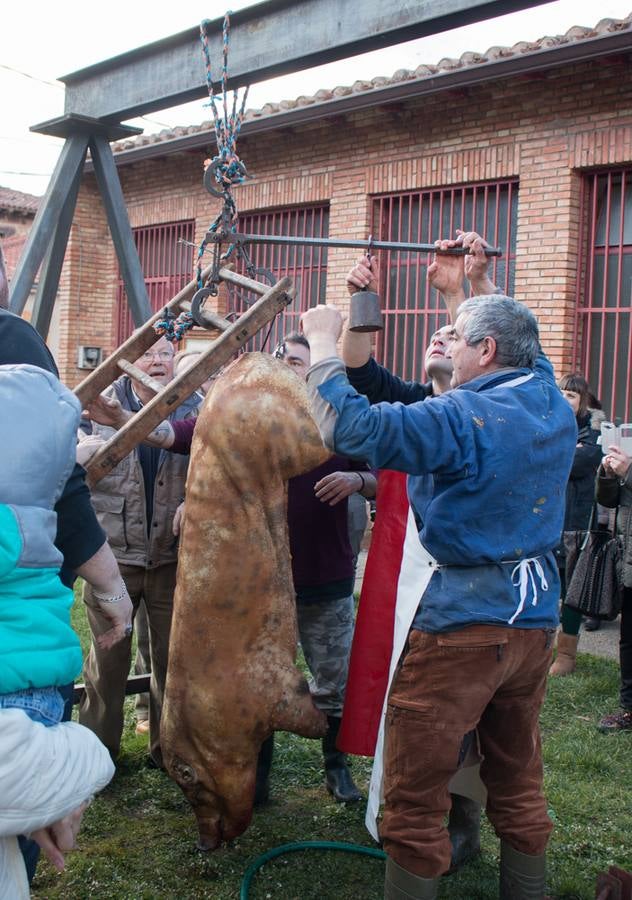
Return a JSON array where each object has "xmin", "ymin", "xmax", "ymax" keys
[{"xmin": 0, "ymin": 365, "xmax": 83, "ymax": 693}]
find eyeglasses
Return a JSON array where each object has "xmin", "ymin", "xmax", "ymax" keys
[{"xmin": 140, "ymin": 349, "xmax": 173, "ymax": 361}]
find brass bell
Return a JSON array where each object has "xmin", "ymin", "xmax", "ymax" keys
[{"xmin": 348, "ymin": 290, "xmax": 383, "ymax": 333}]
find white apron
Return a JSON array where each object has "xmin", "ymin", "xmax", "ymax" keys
[
  {"xmin": 365, "ymin": 506, "xmax": 437, "ymax": 839},
  {"xmin": 365, "ymin": 507, "xmax": 487, "ymax": 839}
]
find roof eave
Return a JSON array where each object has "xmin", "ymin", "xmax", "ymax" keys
[{"xmin": 91, "ymin": 28, "xmax": 632, "ymax": 171}]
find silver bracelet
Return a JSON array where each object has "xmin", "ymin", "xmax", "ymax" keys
[{"xmin": 93, "ymin": 590, "xmax": 127, "ymax": 604}]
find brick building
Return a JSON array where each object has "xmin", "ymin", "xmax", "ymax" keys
[{"xmin": 55, "ymin": 14, "xmax": 632, "ymax": 419}]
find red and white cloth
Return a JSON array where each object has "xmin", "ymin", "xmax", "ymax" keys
[
  {"xmin": 339, "ymin": 471, "xmax": 438, "ymax": 838},
  {"xmin": 340, "ymin": 470, "xmax": 485, "ymax": 840}
]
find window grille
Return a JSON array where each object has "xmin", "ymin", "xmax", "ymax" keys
[
  {"xmin": 575, "ymin": 170, "xmax": 632, "ymax": 421},
  {"xmin": 230, "ymin": 204, "xmax": 329, "ymax": 352},
  {"xmin": 116, "ymin": 220, "xmax": 195, "ymax": 344},
  {"xmin": 371, "ymin": 181, "xmax": 518, "ymax": 381}
]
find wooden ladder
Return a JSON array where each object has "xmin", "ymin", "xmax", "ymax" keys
[{"xmin": 76, "ymin": 265, "xmax": 294, "ymax": 486}]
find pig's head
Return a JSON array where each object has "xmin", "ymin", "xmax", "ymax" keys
[{"xmin": 165, "ymin": 742, "xmax": 259, "ymax": 850}]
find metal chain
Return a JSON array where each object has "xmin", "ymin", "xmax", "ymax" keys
[{"xmin": 197, "ymin": 13, "xmax": 251, "ymax": 293}]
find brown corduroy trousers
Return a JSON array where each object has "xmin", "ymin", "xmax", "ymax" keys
[{"xmin": 381, "ymin": 624, "xmax": 555, "ymax": 878}]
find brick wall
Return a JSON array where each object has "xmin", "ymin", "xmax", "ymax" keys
[{"xmin": 55, "ymin": 53, "xmax": 632, "ymax": 385}]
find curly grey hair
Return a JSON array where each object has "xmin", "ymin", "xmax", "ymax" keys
[{"xmin": 457, "ymin": 295, "xmax": 539, "ymax": 369}]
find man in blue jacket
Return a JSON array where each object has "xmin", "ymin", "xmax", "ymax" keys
[{"xmin": 301, "ymin": 269, "xmax": 577, "ymax": 900}]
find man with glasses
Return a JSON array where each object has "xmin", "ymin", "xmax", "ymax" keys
[{"xmin": 79, "ymin": 336, "xmax": 200, "ymax": 768}]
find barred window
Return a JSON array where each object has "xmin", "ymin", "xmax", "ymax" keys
[
  {"xmin": 116, "ymin": 220, "xmax": 194, "ymax": 344},
  {"xmin": 372, "ymin": 181, "xmax": 518, "ymax": 381}
]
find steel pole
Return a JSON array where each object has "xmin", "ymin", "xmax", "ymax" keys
[{"xmin": 204, "ymin": 232, "xmax": 503, "ymax": 257}]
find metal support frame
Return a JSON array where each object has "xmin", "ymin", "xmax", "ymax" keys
[
  {"xmin": 90, "ymin": 134, "xmax": 152, "ymax": 325},
  {"xmin": 61, "ymin": 0, "xmax": 551, "ymax": 122},
  {"xmin": 9, "ymin": 134, "xmax": 89, "ymax": 316},
  {"xmin": 9, "ymin": 117, "xmax": 143, "ymax": 336},
  {"xmin": 10, "ymin": 0, "xmax": 555, "ymax": 335},
  {"xmin": 30, "ymin": 156, "xmax": 84, "ymax": 337}
]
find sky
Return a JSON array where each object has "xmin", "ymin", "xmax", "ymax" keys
[{"xmin": 1, "ymin": 0, "xmax": 630, "ymax": 197}]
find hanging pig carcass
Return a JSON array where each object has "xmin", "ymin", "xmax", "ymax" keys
[{"xmin": 161, "ymin": 352, "xmax": 329, "ymax": 849}]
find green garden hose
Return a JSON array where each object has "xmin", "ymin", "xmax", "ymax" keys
[{"xmin": 240, "ymin": 840, "xmax": 386, "ymax": 899}]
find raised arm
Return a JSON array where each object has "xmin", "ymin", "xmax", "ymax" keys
[
  {"xmin": 341, "ymin": 254, "xmax": 379, "ymax": 369},
  {"xmin": 302, "ymin": 305, "xmax": 472, "ymax": 475}
]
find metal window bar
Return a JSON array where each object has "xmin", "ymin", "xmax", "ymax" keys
[
  {"xmin": 372, "ymin": 180, "xmax": 518, "ymax": 381},
  {"xmin": 116, "ymin": 220, "xmax": 195, "ymax": 343},
  {"xmin": 230, "ymin": 204, "xmax": 329, "ymax": 351},
  {"xmin": 576, "ymin": 169, "xmax": 632, "ymax": 421}
]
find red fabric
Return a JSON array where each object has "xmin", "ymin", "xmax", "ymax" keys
[{"xmin": 338, "ymin": 470, "xmax": 410, "ymax": 756}]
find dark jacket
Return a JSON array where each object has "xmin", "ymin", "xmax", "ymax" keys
[{"xmin": 563, "ymin": 410, "xmax": 604, "ymax": 531}]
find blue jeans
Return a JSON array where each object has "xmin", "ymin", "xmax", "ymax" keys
[
  {"xmin": 0, "ymin": 686, "xmax": 67, "ymax": 883},
  {"xmin": 0, "ymin": 685, "xmax": 66, "ymax": 725}
]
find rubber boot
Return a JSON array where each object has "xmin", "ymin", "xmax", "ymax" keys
[
  {"xmin": 549, "ymin": 631, "xmax": 578, "ymax": 676},
  {"xmin": 499, "ymin": 841, "xmax": 547, "ymax": 899},
  {"xmin": 254, "ymin": 734, "xmax": 274, "ymax": 807},
  {"xmin": 384, "ymin": 856, "xmax": 439, "ymax": 900},
  {"xmin": 323, "ymin": 715, "xmax": 362, "ymax": 803},
  {"xmin": 448, "ymin": 793, "xmax": 481, "ymax": 872}
]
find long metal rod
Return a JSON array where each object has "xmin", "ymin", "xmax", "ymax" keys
[{"xmin": 205, "ymin": 231, "xmax": 503, "ymax": 257}]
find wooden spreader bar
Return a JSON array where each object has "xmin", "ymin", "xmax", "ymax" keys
[{"xmin": 80, "ymin": 270, "xmax": 294, "ymax": 486}]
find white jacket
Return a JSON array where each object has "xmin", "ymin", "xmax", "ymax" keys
[{"xmin": 0, "ymin": 709, "xmax": 114, "ymax": 898}]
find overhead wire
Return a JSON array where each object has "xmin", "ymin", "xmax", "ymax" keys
[{"xmin": 0, "ymin": 63, "xmax": 62, "ymax": 88}]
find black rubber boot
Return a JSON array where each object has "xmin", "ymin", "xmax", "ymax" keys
[
  {"xmin": 254, "ymin": 734, "xmax": 274, "ymax": 807},
  {"xmin": 384, "ymin": 856, "xmax": 439, "ymax": 899},
  {"xmin": 499, "ymin": 841, "xmax": 547, "ymax": 899},
  {"xmin": 323, "ymin": 715, "xmax": 362, "ymax": 803},
  {"xmin": 448, "ymin": 793, "xmax": 481, "ymax": 872}
]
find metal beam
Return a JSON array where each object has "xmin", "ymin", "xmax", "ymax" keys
[
  {"xmin": 30, "ymin": 162, "xmax": 83, "ymax": 338},
  {"xmin": 89, "ymin": 135, "xmax": 152, "ymax": 325},
  {"xmin": 61, "ymin": 0, "xmax": 550, "ymax": 122},
  {"xmin": 9, "ymin": 134, "xmax": 88, "ymax": 314}
]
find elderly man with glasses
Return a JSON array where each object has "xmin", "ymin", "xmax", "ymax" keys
[{"xmin": 78, "ymin": 335, "xmax": 200, "ymax": 768}]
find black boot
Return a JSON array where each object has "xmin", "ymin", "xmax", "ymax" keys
[
  {"xmin": 254, "ymin": 734, "xmax": 274, "ymax": 807},
  {"xmin": 448, "ymin": 793, "xmax": 481, "ymax": 872},
  {"xmin": 323, "ymin": 715, "xmax": 362, "ymax": 803}
]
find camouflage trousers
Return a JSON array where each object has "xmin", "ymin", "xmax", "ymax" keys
[{"xmin": 296, "ymin": 595, "xmax": 355, "ymax": 717}]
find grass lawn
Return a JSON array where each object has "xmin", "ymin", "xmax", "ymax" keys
[{"xmin": 30, "ymin": 592, "xmax": 631, "ymax": 900}]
